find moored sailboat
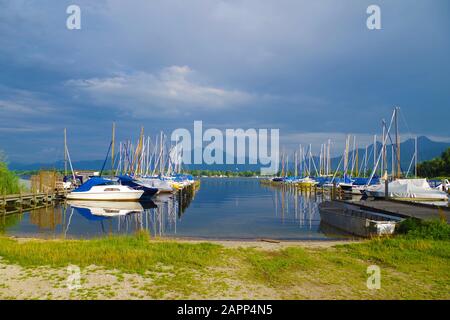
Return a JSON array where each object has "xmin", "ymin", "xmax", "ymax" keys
[{"xmin": 67, "ymin": 177, "xmax": 144, "ymax": 201}]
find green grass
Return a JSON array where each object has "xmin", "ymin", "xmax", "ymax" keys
[
  {"xmin": 0, "ymin": 230, "xmax": 449, "ymax": 299},
  {"xmin": 396, "ymin": 218, "xmax": 450, "ymax": 240},
  {"xmin": 0, "ymin": 232, "xmax": 223, "ymax": 273}
]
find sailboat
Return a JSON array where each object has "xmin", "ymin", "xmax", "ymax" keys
[
  {"xmin": 363, "ymin": 107, "xmax": 448, "ymax": 202},
  {"xmin": 365, "ymin": 178, "xmax": 448, "ymax": 201},
  {"xmin": 296, "ymin": 145, "xmax": 319, "ymax": 187},
  {"xmin": 67, "ymin": 177, "xmax": 144, "ymax": 201},
  {"xmin": 117, "ymin": 175, "xmax": 159, "ymax": 197}
]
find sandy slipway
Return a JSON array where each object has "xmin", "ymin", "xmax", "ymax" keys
[{"xmin": 0, "ymin": 236, "xmax": 449, "ymax": 300}]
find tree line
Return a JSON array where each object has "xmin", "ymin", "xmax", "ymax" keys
[{"xmin": 417, "ymin": 147, "xmax": 450, "ymax": 178}]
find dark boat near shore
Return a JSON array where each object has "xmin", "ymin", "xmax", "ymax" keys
[
  {"xmin": 117, "ymin": 175, "xmax": 159, "ymax": 197},
  {"xmin": 318, "ymin": 201, "xmax": 400, "ymax": 237}
]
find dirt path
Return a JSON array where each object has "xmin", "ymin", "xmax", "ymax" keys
[{"xmin": 166, "ymin": 238, "xmax": 361, "ymax": 250}]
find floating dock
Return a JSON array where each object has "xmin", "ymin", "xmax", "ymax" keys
[
  {"xmin": 339, "ymin": 199, "xmax": 450, "ymax": 223},
  {"xmin": 319, "ymin": 201, "xmax": 400, "ymax": 237}
]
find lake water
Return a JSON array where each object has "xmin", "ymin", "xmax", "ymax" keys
[{"xmin": 0, "ymin": 178, "xmax": 351, "ymax": 240}]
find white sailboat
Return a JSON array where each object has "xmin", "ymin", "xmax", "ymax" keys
[
  {"xmin": 365, "ymin": 178, "xmax": 448, "ymax": 201},
  {"xmin": 67, "ymin": 177, "xmax": 144, "ymax": 201}
]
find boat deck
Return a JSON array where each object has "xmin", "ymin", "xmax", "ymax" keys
[{"xmin": 339, "ymin": 199, "xmax": 450, "ymax": 223}]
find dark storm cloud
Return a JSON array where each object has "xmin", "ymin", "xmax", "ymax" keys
[{"xmin": 0, "ymin": 0, "xmax": 449, "ymax": 162}]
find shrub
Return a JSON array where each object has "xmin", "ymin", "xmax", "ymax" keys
[
  {"xmin": 0, "ymin": 162, "xmax": 21, "ymax": 195},
  {"xmin": 396, "ymin": 218, "xmax": 450, "ymax": 240}
]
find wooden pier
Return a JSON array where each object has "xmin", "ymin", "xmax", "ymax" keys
[
  {"xmin": 339, "ymin": 199, "xmax": 450, "ymax": 223},
  {"xmin": 0, "ymin": 192, "xmax": 57, "ymax": 214},
  {"xmin": 260, "ymin": 179, "xmax": 345, "ymax": 198}
]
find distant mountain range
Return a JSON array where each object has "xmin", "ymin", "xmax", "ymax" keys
[{"xmin": 8, "ymin": 136, "xmax": 450, "ymax": 172}]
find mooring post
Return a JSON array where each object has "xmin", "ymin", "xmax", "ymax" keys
[
  {"xmin": 384, "ymin": 179, "xmax": 389, "ymax": 200},
  {"xmin": 332, "ymin": 182, "xmax": 336, "ymax": 200}
]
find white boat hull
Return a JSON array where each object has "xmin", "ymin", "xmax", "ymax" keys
[{"xmin": 67, "ymin": 185, "xmax": 144, "ymax": 201}]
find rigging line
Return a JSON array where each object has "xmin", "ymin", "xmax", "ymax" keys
[
  {"xmin": 309, "ymin": 147, "xmax": 320, "ymax": 177},
  {"xmin": 330, "ymin": 153, "xmax": 344, "ymax": 183},
  {"xmin": 367, "ymin": 110, "xmax": 396, "ymax": 186},
  {"xmin": 405, "ymin": 152, "xmax": 415, "ymax": 177},
  {"xmin": 385, "ymin": 125, "xmax": 406, "ymax": 174},
  {"xmin": 99, "ymin": 141, "xmax": 113, "ymax": 177},
  {"xmin": 358, "ymin": 151, "xmax": 366, "ymax": 175},
  {"xmin": 400, "ymin": 107, "xmax": 414, "ymax": 139}
]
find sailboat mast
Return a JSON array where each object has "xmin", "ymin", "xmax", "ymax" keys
[
  {"xmin": 286, "ymin": 155, "xmax": 289, "ymax": 176},
  {"xmin": 294, "ymin": 151, "xmax": 298, "ymax": 177},
  {"xmin": 299, "ymin": 145, "xmax": 302, "ymax": 177},
  {"xmin": 111, "ymin": 122, "xmax": 115, "ymax": 177},
  {"xmin": 327, "ymin": 139, "xmax": 331, "ymax": 176},
  {"xmin": 415, "ymin": 136, "xmax": 418, "ymax": 178},
  {"xmin": 373, "ymin": 134, "xmax": 377, "ymax": 172},
  {"xmin": 343, "ymin": 135, "xmax": 349, "ymax": 177},
  {"xmin": 381, "ymin": 123, "xmax": 385, "ymax": 176},
  {"xmin": 160, "ymin": 132, "xmax": 164, "ymax": 175},
  {"xmin": 308, "ymin": 144, "xmax": 312, "ymax": 176},
  {"xmin": 395, "ymin": 107, "xmax": 401, "ymax": 178},
  {"xmin": 351, "ymin": 136, "xmax": 356, "ymax": 176},
  {"xmin": 319, "ymin": 145, "xmax": 322, "ymax": 176},
  {"xmin": 391, "ymin": 144, "xmax": 395, "ymax": 178},
  {"xmin": 64, "ymin": 128, "xmax": 67, "ymax": 177},
  {"xmin": 364, "ymin": 144, "xmax": 368, "ymax": 177}
]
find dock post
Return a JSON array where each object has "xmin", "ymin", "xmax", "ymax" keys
[
  {"xmin": 384, "ymin": 179, "xmax": 389, "ymax": 200},
  {"xmin": 332, "ymin": 182, "xmax": 336, "ymax": 200}
]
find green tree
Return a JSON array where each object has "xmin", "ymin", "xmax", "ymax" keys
[
  {"xmin": 417, "ymin": 147, "xmax": 450, "ymax": 178},
  {"xmin": 0, "ymin": 161, "xmax": 21, "ymax": 195}
]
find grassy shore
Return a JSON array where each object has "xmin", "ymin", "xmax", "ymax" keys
[{"xmin": 0, "ymin": 220, "xmax": 448, "ymax": 299}]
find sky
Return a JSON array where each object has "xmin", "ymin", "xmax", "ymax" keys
[{"xmin": 0, "ymin": 0, "xmax": 449, "ymax": 163}]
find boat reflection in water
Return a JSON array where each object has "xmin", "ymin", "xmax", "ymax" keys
[
  {"xmin": 268, "ymin": 185, "xmax": 323, "ymax": 230},
  {"xmin": 62, "ymin": 187, "xmax": 198, "ymax": 238},
  {"xmin": 2, "ymin": 178, "xmax": 355, "ymax": 240},
  {"xmin": 67, "ymin": 200, "xmax": 145, "ymax": 217}
]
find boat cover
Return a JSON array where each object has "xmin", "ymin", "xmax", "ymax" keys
[
  {"xmin": 72, "ymin": 177, "xmax": 113, "ymax": 192},
  {"xmin": 353, "ymin": 175, "xmax": 380, "ymax": 186},
  {"xmin": 372, "ymin": 179, "xmax": 448, "ymax": 199},
  {"xmin": 117, "ymin": 175, "xmax": 159, "ymax": 196}
]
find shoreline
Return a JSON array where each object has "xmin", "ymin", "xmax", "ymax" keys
[{"xmin": 5, "ymin": 235, "xmax": 361, "ymax": 249}]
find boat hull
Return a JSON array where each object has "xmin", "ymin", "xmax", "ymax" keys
[
  {"xmin": 319, "ymin": 202, "xmax": 398, "ymax": 237},
  {"xmin": 67, "ymin": 191, "xmax": 144, "ymax": 201}
]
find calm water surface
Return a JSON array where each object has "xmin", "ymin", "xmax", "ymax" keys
[{"xmin": 1, "ymin": 178, "xmax": 350, "ymax": 240}]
